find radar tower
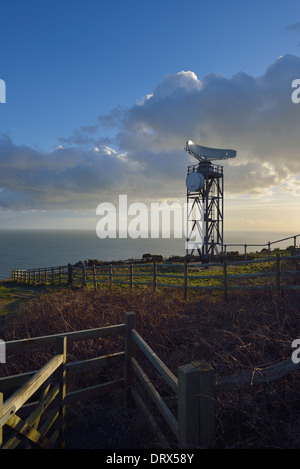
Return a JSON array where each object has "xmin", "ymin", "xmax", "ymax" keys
[{"xmin": 185, "ymin": 140, "xmax": 236, "ymax": 262}]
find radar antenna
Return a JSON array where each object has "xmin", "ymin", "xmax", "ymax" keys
[{"xmin": 185, "ymin": 140, "xmax": 236, "ymax": 162}]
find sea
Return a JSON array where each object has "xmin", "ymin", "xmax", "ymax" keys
[{"xmin": 0, "ymin": 229, "xmax": 298, "ymax": 280}]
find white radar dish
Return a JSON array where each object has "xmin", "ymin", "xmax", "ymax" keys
[{"xmin": 185, "ymin": 140, "xmax": 236, "ymax": 162}]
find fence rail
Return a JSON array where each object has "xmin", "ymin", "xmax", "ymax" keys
[
  {"xmin": 223, "ymin": 232, "xmax": 300, "ymax": 260},
  {"xmin": 1, "ymin": 312, "xmax": 299, "ymax": 449},
  {"xmin": 11, "ymin": 252, "xmax": 300, "ymax": 299}
]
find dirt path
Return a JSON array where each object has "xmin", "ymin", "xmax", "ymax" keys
[{"xmin": 0, "ymin": 281, "xmax": 48, "ymax": 317}]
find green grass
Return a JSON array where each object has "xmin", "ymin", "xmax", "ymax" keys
[
  {"xmin": 0, "ymin": 283, "xmax": 14, "ymax": 301},
  {"xmin": 0, "ymin": 280, "xmax": 52, "ymax": 320},
  {"xmin": 10, "ymin": 247, "xmax": 300, "ymax": 297}
]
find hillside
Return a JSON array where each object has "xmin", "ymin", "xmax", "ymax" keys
[{"xmin": 1, "ymin": 282, "xmax": 300, "ymax": 448}]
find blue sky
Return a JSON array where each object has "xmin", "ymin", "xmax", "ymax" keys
[{"xmin": 1, "ymin": 0, "xmax": 300, "ymax": 233}]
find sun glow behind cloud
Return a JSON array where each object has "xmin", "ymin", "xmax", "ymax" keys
[{"xmin": 1, "ymin": 55, "xmax": 300, "ymax": 230}]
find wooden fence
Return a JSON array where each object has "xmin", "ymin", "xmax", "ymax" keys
[
  {"xmin": 0, "ymin": 312, "xmax": 215, "ymax": 449},
  {"xmin": 11, "ymin": 253, "xmax": 300, "ymax": 299},
  {"xmin": 1, "ymin": 311, "xmax": 299, "ymax": 449},
  {"xmin": 0, "ymin": 322, "xmax": 125, "ymax": 449}
]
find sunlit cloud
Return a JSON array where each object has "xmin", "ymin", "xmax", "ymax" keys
[{"xmin": 0, "ymin": 55, "xmax": 300, "ymax": 212}]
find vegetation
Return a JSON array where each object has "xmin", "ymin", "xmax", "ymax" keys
[
  {"xmin": 69, "ymin": 251, "xmax": 300, "ymax": 296},
  {"xmin": 1, "ymin": 280, "xmax": 300, "ymax": 448},
  {"xmin": 73, "ymin": 245, "xmax": 298, "ymax": 267}
]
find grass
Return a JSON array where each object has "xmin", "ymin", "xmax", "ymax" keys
[
  {"xmin": 1, "ymin": 282, "xmax": 300, "ymax": 449},
  {"xmin": 11, "ymin": 247, "xmax": 300, "ymax": 297},
  {"xmin": 68, "ymin": 254, "xmax": 299, "ymax": 296},
  {"xmin": 0, "ymin": 281, "xmax": 42, "ymax": 321},
  {"xmin": 0, "ymin": 283, "xmax": 14, "ymax": 303}
]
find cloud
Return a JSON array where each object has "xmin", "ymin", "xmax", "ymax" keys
[
  {"xmin": 285, "ymin": 22, "xmax": 300, "ymax": 32},
  {"xmin": 0, "ymin": 135, "xmax": 144, "ymax": 210},
  {"xmin": 111, "ymin": 55, "xmax": 300, "ymax": 196},
  {"xmin": 1, "ymin": 54, "xmax": 300, "ymax": 210}
]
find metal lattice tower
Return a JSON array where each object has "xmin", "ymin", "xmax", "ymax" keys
[{"xmin": 185, "ymin": 141, "xmax": 236, "ymax": 263}]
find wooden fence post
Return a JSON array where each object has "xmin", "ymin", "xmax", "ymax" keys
[
  {"xmin": 223, "ymin": 259, "xmax": 228, "ymax": 300},
  {"xmin": 178, "ymin": 360, "xmax": 215, "ymax": 449},
  {"xmin": 67, "ymin": 264, "xmax": 72, "ymax": 285},
  {"xmin": 153, "ymin": 262, "xmax": 157, "ymax": 292},
  {"xmin": 124, "ymin": 312, "xmax": 136, "ymax": 408},
  {"xmin": 276, "ymin": 254, "xmax": 281, "ymax": 290},
  {"xmin": 184, "ymin": 262, "xmax": 188, "ymax": 299},
  {"xmin": 92, "ymin": 266, "xmax": 97, "ymax": 290},
  {"xmin": 109, "ymin": 264, "xmax": 113, "ymax": 290},
  {"xmin": 81, "ymin": 266, "xmax": 86, "ymax": 287},
  {"xmin": 51, "ymin": 267, "xmax": 54, "ymax": 285},
  {"xmin": 56, "ymin": 336, "xmax": 67, "ymax": 449},
  {"xmin": 130, "ymin": 263, "xmax": 133, "ymax": 290}
]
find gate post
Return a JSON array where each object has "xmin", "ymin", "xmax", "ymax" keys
[
  {"xmin": 124, "ymin": 312, "xmax": 136, "ymax": 408},
  {"xmin": 178, "ymin": 360, "xmax": 215, "ymax": 448},
  {"xmin": 56, "ymin": 336, "xmax": 67, "ymax": 449}
]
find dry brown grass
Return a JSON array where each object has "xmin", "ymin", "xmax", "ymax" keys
[{"xmin": 1, "ymin": 285, "xmax": 300, "ymax": 448}]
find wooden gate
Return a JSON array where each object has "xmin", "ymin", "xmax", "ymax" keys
[{"xmin": 0, "ymin": 337, "xmax": 66, "ymax": 449}]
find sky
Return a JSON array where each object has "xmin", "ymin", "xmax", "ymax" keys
[{"xmin": 1, "ymin": 0, "xmax": 300, "ymax": 235}]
